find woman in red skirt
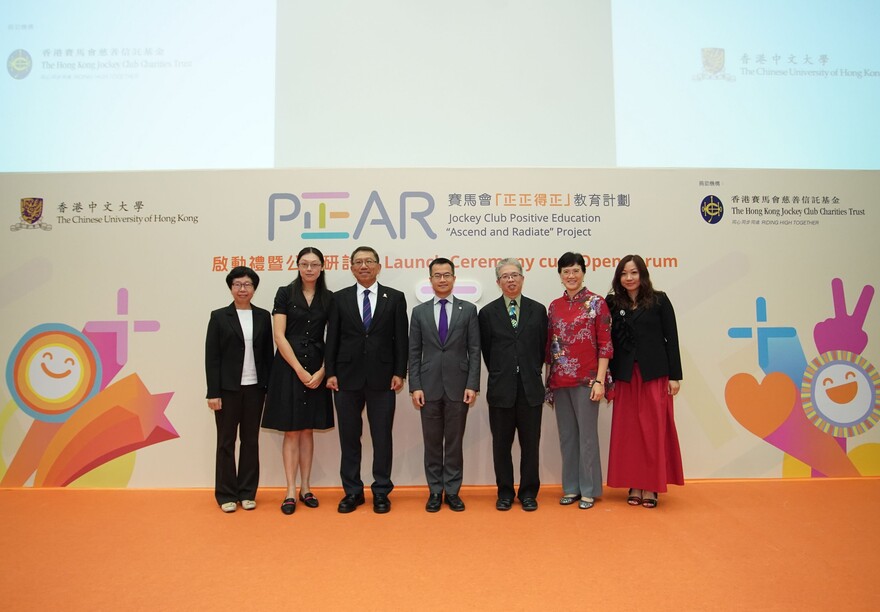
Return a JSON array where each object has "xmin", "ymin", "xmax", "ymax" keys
[{"xmin": 606, "ymin": 255, "xmax": 684, "ymax": 508}]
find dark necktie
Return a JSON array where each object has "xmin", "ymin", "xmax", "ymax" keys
[
  {"xmin": 508, "ymin": 299, "xmax": 518, "ymax": 329},
  {"xmin": 438, "ymin": 298, "xmax": 449, "ymax": 344},
  {"xmin": 362, "ymin": 289, "xmax": 372, "ymax": 329}
]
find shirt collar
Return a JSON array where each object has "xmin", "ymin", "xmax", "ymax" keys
[{"xmin": 358, "ymin": 281, "xmax": 379, "ymax": 295}]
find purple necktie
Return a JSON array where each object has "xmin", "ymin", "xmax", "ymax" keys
[
  {"xmin": 438, "ymin": 298, "xmax": 448, "ymax": 345},
  {"xmin": 362, "ymin": 289, "xmax": 372, "ymax": 329}
]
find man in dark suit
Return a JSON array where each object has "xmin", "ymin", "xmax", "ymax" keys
[
  {"xmin": 325, "ymin": 246, "xmax": 408, "ymax": 514},
  {"xmin": 205, "ymin": 266, "xmax": 274, "ymax": 513},
  {"xmin": 408, "ymin": 257, "xmax": 480, "ymax": 512},
  {"xmin": 478, "ymin": 258, "xmax": 548, "ymax": 511}
]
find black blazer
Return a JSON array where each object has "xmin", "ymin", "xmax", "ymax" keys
[
  {"xmin": 325, "ymin": 283, "xmax": 408, "ymax": 391},
  {"xmin": 607, "ymin": 291, "xmax": 682, "ymax": 383},
  {"xmin": 478, "ymin": 294, "xmax": 548, "ymax": 408},
  {"xmin": 205, "ymin": 302, "xmax": 273, "ymax": 398}
]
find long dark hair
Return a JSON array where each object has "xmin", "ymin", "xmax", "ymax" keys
[
  {"xmin": 291, "ymin": 246, "xmax": 331, "ymax": 309},
  {"xmin": 609, "ymin": 254, "xmax": 657, "ymax": 309}
]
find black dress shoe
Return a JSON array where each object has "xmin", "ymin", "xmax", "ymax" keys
[
  {"xmin": 444, "ymin": 493, "xmax": 465, "ymax": 512},
  {"xmin": 337, "ymin": 493, "xmax": 365, "ymax": 514},
  {"xmin": 496, "ymin": 498, "xmax": 513, "ymax": 511},
  {"xmin": 521, "ymin": 497, "xmax": 538, "ymax": 511},
  {"xmin": 373, "ymin": 493, "xmax": 391, "ymax": 514},
  {"xmin": 426, "ymin": 493, "xmax": 442, "ymax": 513}
]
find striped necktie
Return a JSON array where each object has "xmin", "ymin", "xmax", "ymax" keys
[{"xmin": 362, "ymin": 289, "xmax": 372, "ymax": 329}]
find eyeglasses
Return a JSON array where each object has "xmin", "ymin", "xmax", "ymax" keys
[
  {"xmin": 231, "ymin": 282, "xmax": 254, "ymax": 290},
  {"xmin": 298, "ymin": 261, "xmax": 322, "ymax": 269},
  {"xmin": 560, "ymin": 269, "xmax": 583, "ymax": 277},
  {"xmin": 498, "ymin": 273, "xmax": 522, "ymax": 281},
  {"xmin": 352, "ymin": 258, "xmax": 377, "ymax": 267},
  {"xmin": 431, "ymin": 273, "xmax": 454, "ymax": 280}
]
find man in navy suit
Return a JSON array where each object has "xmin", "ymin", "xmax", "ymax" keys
[
  {"xmin": 325, "ymin": 246, "xmax": 408, "ymax": 513},
  {"xmin": 408, "ymin": 258, "xmax": 480, "ymax": 512},
  {"xmin": 478, "ymin": 258, "xmax": 548, "ymax": 511}
]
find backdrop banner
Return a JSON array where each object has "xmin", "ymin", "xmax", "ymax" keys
[{"xmin": 1, "ymin": 168, "xmax": 877, "ymax": 487}]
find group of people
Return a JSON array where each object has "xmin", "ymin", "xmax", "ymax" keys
[{"xmin": 204, "ymin": 246, "xmax": 683, "ymax": 515}]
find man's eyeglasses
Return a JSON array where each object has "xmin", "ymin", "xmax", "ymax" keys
[
  {"xmin": 352, "ymin": 258, "xmax": 378, "ymax": 267},
  {"xmin": 431, "ymin": 273, "xmax": 454, "ymax": 280},
  {"xmin": 498, "ymin": 273, "xmax": 522, "ymax": 281}
]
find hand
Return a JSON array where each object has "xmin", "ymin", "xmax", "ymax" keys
[
  {"xmin": 463, "ymin": 389, "xmax": 477, "ymax": 405},
  {"xmin": 411, "ymin": 390, "xmax": 425, "ymax": 408},
  {"xmin": 390, "ymin": 376, "xmax": 404, "ymax": 392},
  {"xmin": 814, "ymin": 277, "xmax": 874, "ymax": 355},
  {"xmin": 325, "ymin": 376, "xmax": 339, "ymax": 391},
  {"xmin": 668, "ymin": 380, "xmax": 680, "ymax": 396},
  {"xmin": 589, "ymin": 381, "xmax": 605, "ymax": 402},
  {"xmin": 207, "ymin": 398, "xmax": 222, "ymax": 411},
  {"xmin": 296, "ymin": 368, "xmax": 313, "ymax": 385},
  {"xmin": 305, "ymin": 367, "xmax": 325, "ymax": 389}
]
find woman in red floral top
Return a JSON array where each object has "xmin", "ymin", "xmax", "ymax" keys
[{"xmin": 545, "ymin": 252, "xmax": 613, "ymax": 509}]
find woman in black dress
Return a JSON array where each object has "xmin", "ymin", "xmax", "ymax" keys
[{"xmin": 262, "ymin": 247, "xmax": 334, "ymax": 514}]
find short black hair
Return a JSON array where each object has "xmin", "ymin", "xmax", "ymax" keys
[
  {"xmin": 556, "ymin": 251, "xmax": 586, "ymax": 274},
  {"xmin": 350, "ymin": 245, "xmax": 380, "ymax": 263},
  {"xmin": 429, "ymin": 257, "xmax": 455, "ymax": 276},
  {"xmin": 225, "ymin": 266, "xmax": 260, "ymax": 289}
]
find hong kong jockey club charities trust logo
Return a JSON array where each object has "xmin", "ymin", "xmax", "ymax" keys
[
  {"xmin": 7, "ymin": 49, "xmax": 32, "ymax": 79},
  {"xmin": 700, "ymin": 195, "xmax": 724, "ymax": 224},
  {"xmin": 11, "ymin": 197, "xmax": 52, "ymax": 231},
  {"xmin": 267, "ymin": 190, "xmax": 437, "ymax": 241}
]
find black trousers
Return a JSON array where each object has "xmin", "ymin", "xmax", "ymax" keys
[
  {"xmin": 214, "ymin": 385, "xmax": 264, "ymax": 505},
  {"xmin": 334, "ymin": 388, "xmax": 396, "ymax": 496},
  {"xmin": 488, "ymin": 376, "xmax": 542, "ymax": 501}
]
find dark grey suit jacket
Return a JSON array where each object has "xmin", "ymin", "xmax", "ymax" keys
[
  {"xmin": 478, "ymin": 294, "xmax": 548, "ymax": 408},
  {"xmin": 408, "ymin": 296, "xmax": 481, "ymax": 402}
]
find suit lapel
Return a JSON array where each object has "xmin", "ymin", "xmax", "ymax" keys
[
  {"xmin": 370, "ymin": 283, "xmax": 388, "ymax": 329},
  {"xmin": 495, "ymin": 296, "xmax": 516, "ymax": 334},
  {"xmin": 344, "ymin": 285, "xmax": 365, "ymax": 329},
  {"xmin": 225, "ymin": 303, "xmax": 244, "ymax": 342},
  {"xmin": 423, "ymin": 300, "xmax": 442, "ymax": 347}
]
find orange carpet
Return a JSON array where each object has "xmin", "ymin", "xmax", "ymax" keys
[{"xmin": 1, "ymin": 479, "xmax": 877, "ymax": 611}]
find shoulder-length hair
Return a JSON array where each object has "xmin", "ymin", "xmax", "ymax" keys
[{"xmin": 610, "ymin": 254, "xmax": 656, "ymax": 309}]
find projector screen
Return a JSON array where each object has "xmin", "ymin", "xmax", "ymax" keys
[{"xmin": 3, "ymin": 0, "xmax": 878, "ymax": 172}]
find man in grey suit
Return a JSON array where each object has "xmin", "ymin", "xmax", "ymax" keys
[{"xmin": 408, "ymin": 257, "xmax": 481, "ymax": 512}]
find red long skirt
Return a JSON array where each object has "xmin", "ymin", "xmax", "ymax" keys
[{"xmin": 606, "ymin": 364, "xmax": 684, "ymax": 493}]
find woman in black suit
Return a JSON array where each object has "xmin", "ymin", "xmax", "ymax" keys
[
  {"xmin": 605, "ymin": 255, "xmax": 684, "ymax": 509},
  {"xmin": 205, "ymin": 266, "xmax": 274, "ymax": 513}
]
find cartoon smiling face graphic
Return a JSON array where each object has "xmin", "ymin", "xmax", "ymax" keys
[
  {"xmin": 7, "ymin": 324, "xmax": 101, "ymax": 422},
  {"xmin": 802, "ymin": 352, "xmax": 880, "ymax": 437},
  {"xmin": 30, "ymin": 345, "xmax": 83, "ymax": 400},
  {"xmin": 822, "ymin": 370, "xmax": 859, "ymax": 405}
]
